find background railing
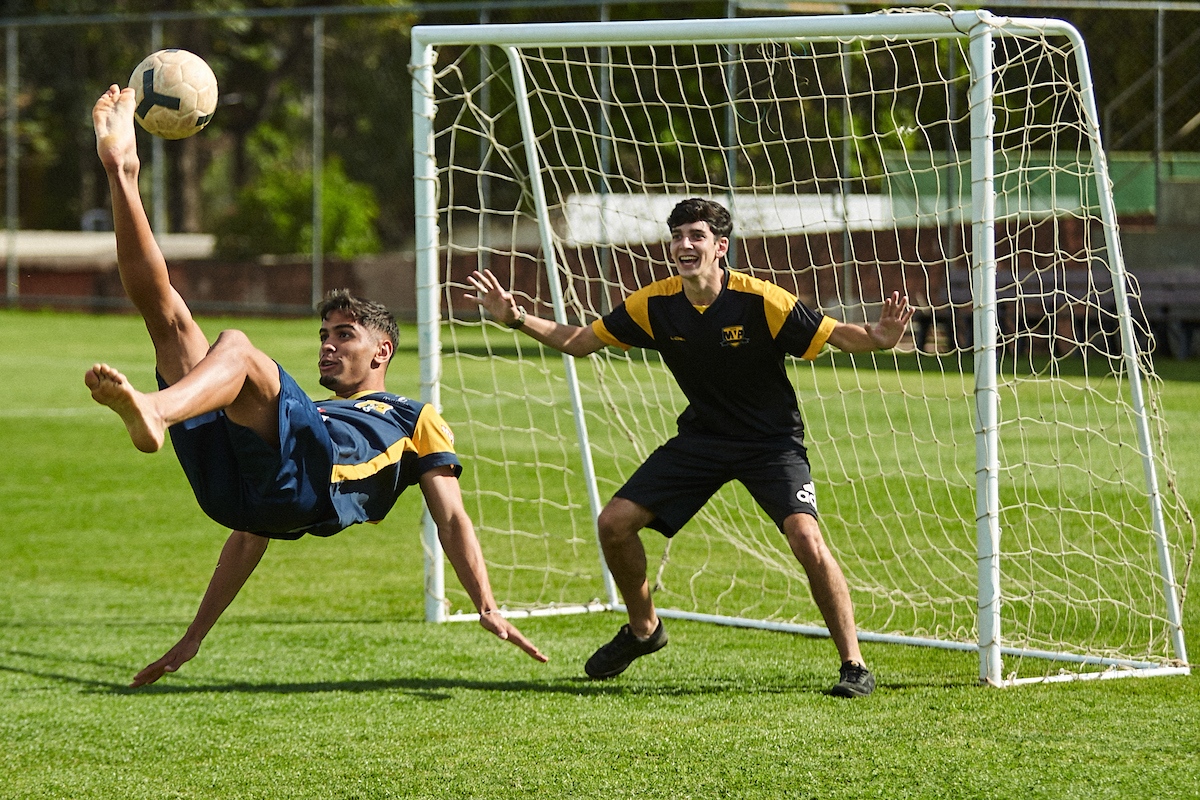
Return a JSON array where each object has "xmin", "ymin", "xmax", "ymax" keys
[{"xmin": 1, "ymin": 0, "xmax": 1197, "ymax": 316}]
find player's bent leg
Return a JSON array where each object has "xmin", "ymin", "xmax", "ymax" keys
[
  {"xmin": 143, "ymin": 296, "xmax": 212, "ymax": 387},
  {"xmin": 586, "ymin": 498, "xmax": 668, "ymax": 679},
  {"xmin": 209, "ymin": 330, "xmax": 284, "ymax": 447},
  {"xmin": 596, "ymin": 498, "xmax": 658, "ymax": 636},
  {"xmin": 154, "ymin": 329, "xmax": 283, "ymax": 447},
  {"xmin": 782, "ymin": 513, "xmax": 874, "ymax": 697},
  {"xmin": 92, "ymin": 330, "xmax": 282, "ymax": 453}
]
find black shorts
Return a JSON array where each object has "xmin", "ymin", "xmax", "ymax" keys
[{"xmin": 614, "ymin": 434, "xmax": 818, "ymax": 537}]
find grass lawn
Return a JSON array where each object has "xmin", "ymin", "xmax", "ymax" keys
[{"xmin": 2, "ymin": 308, "xmax": 1198, "ymax": 799}]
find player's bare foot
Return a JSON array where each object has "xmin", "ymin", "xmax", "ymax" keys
[
  {"xmin": 85, "ymin": 363, "xmax": 165, "ymax": 453},
  {"xmin": 93, "ymin": 85, "xmax": 139, "ymax": 176}
]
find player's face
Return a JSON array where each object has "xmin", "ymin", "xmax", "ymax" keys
[
  {"xmin": 669, "ymin": 220, "xmax": 728, "ymax": 280},
  {"xmin": 317, "ymin": 310, "xmax": 391, "ymax": 395}
]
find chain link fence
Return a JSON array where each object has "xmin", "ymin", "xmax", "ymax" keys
[{"xmin": 1, "ymin": 0, "xmax": 1196, "ymax": 316}]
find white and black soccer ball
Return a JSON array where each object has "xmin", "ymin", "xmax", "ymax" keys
[{"xmin": 128, "ymin": 49, "xmax": 218, "ymax": 140}]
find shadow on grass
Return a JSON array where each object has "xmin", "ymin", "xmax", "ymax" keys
[
  {"xmin": 1, "ymin": 649, "xmax": 965, "ymax": 698},
  {"xmin": 1, "ymin": 662, "xmax": 775, "ymax": 698}
]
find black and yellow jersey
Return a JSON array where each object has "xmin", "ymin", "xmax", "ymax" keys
[{"xmin": 591, "ymin": 269, "xmax": 835, "ymax": 443}]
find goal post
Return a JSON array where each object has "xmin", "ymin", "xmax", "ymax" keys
[{"xmin": 411, "ymin": 9, "xmax": 1193, "ymax": 685}]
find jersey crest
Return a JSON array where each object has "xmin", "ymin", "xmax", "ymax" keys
[
  {"xmin": 354, "ymin": 399, "xmax": 395, "ymax": 415},
  {"xmin": 721, "ymin": 325, "xmax": 748, "ymax": 348}
]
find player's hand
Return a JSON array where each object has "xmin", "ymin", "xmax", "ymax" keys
[
  {"xmin": 867, "ymin": 291, "xmax": 915, "ymax": 350},
  {"xmin": 130, "ymin": 635, "xmax": 201, "ymax": 687},
  {"xmin": 479, "ymin": 611, "xmax": 549, "ymax": 663},
  {"xmin": 464, "ymin": 269, "xmax": 524, "ymax": 328}
]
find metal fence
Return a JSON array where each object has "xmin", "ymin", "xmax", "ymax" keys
[{"xmin": 1, "ymin": 0, "xmax": 1197, "ymax": 315}]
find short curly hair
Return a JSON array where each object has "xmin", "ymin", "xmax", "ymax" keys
[
  {"xmin": 666, "ymin": 197, "xmax": 733, "ymax": 239},
  {"xmin": 316, "ymin": 289, "xmax": 399, "ymax": 351}
]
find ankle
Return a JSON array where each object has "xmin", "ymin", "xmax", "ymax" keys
[{"xmin": 631, "ymin": 619, "xmax": 658, "ymax": 640}]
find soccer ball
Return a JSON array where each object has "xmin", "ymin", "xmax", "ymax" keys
[{"xmin": 128, "ymin": 49, "xmax": 218, "ymax": 140}]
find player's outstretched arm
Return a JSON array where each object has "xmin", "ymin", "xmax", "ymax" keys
[
  {"xmin": 464, "ymin": 268, "xmax": 605, "ymax": 358},
  {"xmin": 826, "ymin": 290, "xmax": 916, "ymax": 353},
  {"xmin": 418, "ymin": 465, "xmax": 549, "ymax": 663},
  {"xmin": 130, "ymin": 530, "xmax": 269, "ymax": 687}
]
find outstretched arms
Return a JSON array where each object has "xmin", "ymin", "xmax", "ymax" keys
[
  {"xmin": 419, "ymin": 465, "xmax": 548, "ymax": 662},
  {"xmin": 465, "ymin": 268, "xmax": 605, "ymax": 358},
  {"xmin": 130, "ymin": 530, "xmax": 268, "ymax": 687},
  {"xmin": 825, "ymin": 291, "xmax": 916, "ymax": 353}
]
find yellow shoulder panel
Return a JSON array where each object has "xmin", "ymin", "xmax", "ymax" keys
[
  {"xmin": 727, "ymin": 271, "xmax": 799, "ymax": 338},
  {"xmin": 413, "ymin": 404, "xmax": 456, "ymax": 456},
  {"xmin": 624, "ymin": 276, "xmax": 683, "ymax": 339}
]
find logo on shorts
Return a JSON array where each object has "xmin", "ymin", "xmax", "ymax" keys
[
  {"xmin": 796, "ymin": 482, "xmax": 817, "ymax": 511},
  {"xmin": 721, "ymin": 325, "xmax": 748, "ymax": 348}
]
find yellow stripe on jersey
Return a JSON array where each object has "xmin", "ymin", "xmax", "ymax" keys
[
  {"xmin": 330, "ymin": 437, "xmax": 416, "ymax": 483},
  {"xmin": 727, "ymin": 271, "xmax": 798, "ymax": 338},
  {"xmin": 801, "ymin": 315, "xmax": 837, "ymax": 360},
  {"xmin": 329, "ymin": 405, "xmax": 457, "ymax": 483},
  {"xmin": 591, "ymin": 318, "xmax": 629, "ymax": 350},
  {"xmin": 591, "ymin": 275, "xmax": 684, "ymax": 349},
  {"xmin": 625, "ymin": 276, "xmax": 683, "ymax": 337}
]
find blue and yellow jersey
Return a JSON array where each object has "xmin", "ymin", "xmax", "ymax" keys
[
  {"xmin": 591, "ymin": 269, "xmax": 834, "ymax": 442},
  {"xmin": 310, "ymin": 392, "xmax": 461, "ymax": 535}
]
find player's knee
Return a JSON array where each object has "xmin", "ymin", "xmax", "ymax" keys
[
  {"xmin": 785, "ymin": 515, "xmax": 827, "ymax": 560},
  {"xmin": 212, "ymin": 328, "xmax": 253, "ymax": 352},
  {"xmin": 596, "ymin": 505, "xmax": 640, "ymax": 547},
  {"xmin": 210, "ymin": 329, "xmax": 271, "ymax": 368}
]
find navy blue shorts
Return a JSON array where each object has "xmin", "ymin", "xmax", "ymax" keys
[
  {"xmin": 163, "ymin": 365, "xmax": 337, "ymax": 538},
  {"xmin": 614, "ymin": 434, "xmax": 818, "ymax": 537}
]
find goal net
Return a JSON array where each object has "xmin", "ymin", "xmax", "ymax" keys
[{"xmin": 411, "ymin": 10, "xmax": 1193, "ymax": 685}]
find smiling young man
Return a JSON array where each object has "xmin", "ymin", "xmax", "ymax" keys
[
  {"xmin": 467, "ymin": 197, "xmax": 913, "ymax": 697},
  {"xmin": 86, "ymin": 84, "xmax": 546, "ymax": 687}
]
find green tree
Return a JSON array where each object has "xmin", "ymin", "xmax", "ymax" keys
[{"xmin": 213, "ymin": 153, "xmax": 381, "ymax": 258}]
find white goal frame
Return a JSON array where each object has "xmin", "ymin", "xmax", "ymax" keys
[{"xmin": 410, "ymin": 10, "xmax": 1190, "ymax": 686}]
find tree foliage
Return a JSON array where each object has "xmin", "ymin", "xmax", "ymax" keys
[{"xmin": 0, "ymin": 1, "xmax": 1194, "ymax": 246}]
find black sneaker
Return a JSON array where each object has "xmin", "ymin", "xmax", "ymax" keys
[
  {"xmin": 830, "ymin": 660, "xmax": 875, "ymax": 697},
  {"xmin": 584, "ymin": 619, "xmax": 668, "ymax": 679}
]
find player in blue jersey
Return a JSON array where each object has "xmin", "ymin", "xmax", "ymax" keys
[
  {"xmin": 468, "ymin": 197, "xmax": 913, "ymax": 697},
  {"xmin": 87, "ymin": 85, "xmax": 546, "ymax": 688}
]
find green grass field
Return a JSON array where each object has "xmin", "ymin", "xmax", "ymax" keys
[{"xmin": 3, "ymin": 308, "xmax": 1199, "ymax": 799}]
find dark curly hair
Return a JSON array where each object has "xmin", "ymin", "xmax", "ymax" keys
[
  {"xmin": 666, "ymin": 197, "xmax": 733, "ymax": 239},
  {"xmin": 316, "ymin": 289, "xmax": 399, "ymax": 351}
]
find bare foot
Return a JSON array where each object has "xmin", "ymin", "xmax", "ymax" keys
[
  {"xmin": 85, "ymin": 363, "xmax": 165, "ymax": 453},
  {"xmin": 93, "ymin": 84, "xmax": 139, "ymax": 177}
]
